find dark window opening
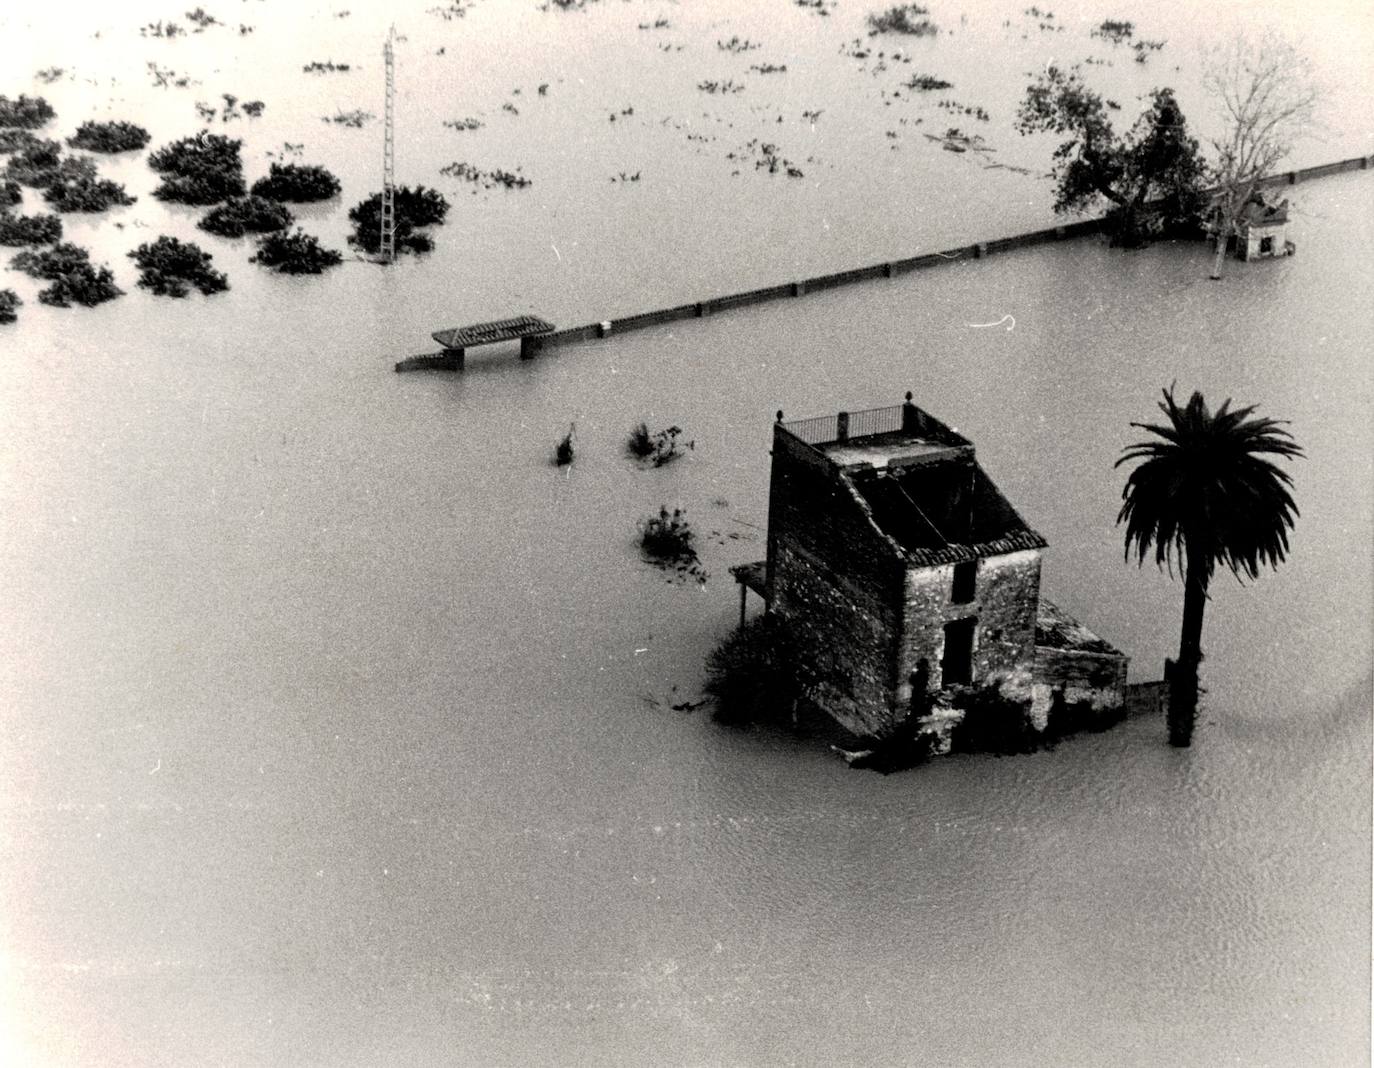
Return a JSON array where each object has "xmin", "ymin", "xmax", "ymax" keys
[
  {"xmin": 951, "ymin": 560, "xmax": 977, "ymax": 604},
  {"xmin": 942, "ymin": 618, "xmax": 976, "ymax": 687},
  {"xmin": 1260, "ymin": 235, "xmax": 1274, "ymax": 255}
]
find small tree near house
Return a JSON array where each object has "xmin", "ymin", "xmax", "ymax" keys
[{"xmin": 1203, "ymin": 31, "xmax": 1319, "ymax": 280}]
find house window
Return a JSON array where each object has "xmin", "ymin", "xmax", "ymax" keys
[
  {"xmin": 951, "ymin": 560, "xmax": 976, "ymax": 604},
  {"xmin": 942, "ymin": 618, "xmax": 976, "ymax": 687},
  {"xmin": 1260, "ymin": 235, "xmax": 1275, "ymax": 255}
]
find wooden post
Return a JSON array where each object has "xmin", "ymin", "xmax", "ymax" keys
[
  {"xmin": 520, "ymin": 337, "xmax": 540, "ymax": 359},
  {"xmin": 883, "ymin": 263, "xmax": 895, "ymax": 278},
  {"xmin": 902, "ymin": 391, "xmax": 918, "ymax": 432},
  {"xmin": 738, "ymin": 582, "xmax": 748, "ymax": 627},
  {"xmin": 836, "ymin": 411, "xmax": 850, "ymax": 442},
  {"xmin": 791, "ymin": 281, "xmax": 806, "ymax": 297},
  {"xmin": 444, "ymin": 347, "xmax": 465, "ymax": 370}
]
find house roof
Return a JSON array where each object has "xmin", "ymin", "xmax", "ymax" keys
[
  {"xmin": 849, "ymin": 456, "xmax": 1047, "ymax": 566},
  {"xmin": 1237, "ymin": 195, "xmax": 1289, "ymax": 229},
  {"xmin": 432, "ymin": 315, "xmax": 555, "ymax": 349},
  {"xmin": 1035, "ymin": 599, "xmax": 1124, "ymax": 657}
]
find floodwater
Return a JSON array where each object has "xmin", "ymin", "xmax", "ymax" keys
[{"xmin": 2, "ymin": 1, "xmax": 1371, "ymax": 1065}]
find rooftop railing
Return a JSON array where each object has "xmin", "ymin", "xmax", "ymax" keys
[{"xmin": 776, "ymin": 395, "xmax": 971, "ymax": 451}]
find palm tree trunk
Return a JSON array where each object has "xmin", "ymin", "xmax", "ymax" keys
[{"xmin": 1169, "ymin": 567, "xmax": 1209, "ymax": 746}]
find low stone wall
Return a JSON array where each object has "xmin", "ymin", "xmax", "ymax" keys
[{"xmin": 1030, "ymin": 646, "xmax": 1128, "ymax": 730}]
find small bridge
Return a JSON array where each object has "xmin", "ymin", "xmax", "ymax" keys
[{"xmin": 395, "ymin": 314, "xmax": 555, "ymax": 371}]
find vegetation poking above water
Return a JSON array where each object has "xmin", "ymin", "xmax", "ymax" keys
[
  {"xmin": 4, "ymin": 141, "xmax": 96, "ymax": 188},
  {"xmin": 439, "ymin": 162, "xmax": 531, "ymax": 190},
  {"xmin": 443, "ymin": 117, "xmax": 484, "ymax": 132},
  {"xmin": 905, "ymin": 73, "xmax": 952, "ymax": 91},
  {"xmin": 867, "ymin": 4, "xmax": 938, "ymax": 37},
  {"xmin": 626, "ymin": 422, "xmax": 692, "ymax": 465},
  {"xmin": 43, "ymin": 173, "xmax": 136, "ymax": 213},
  {"xmin": 347, "ymin": 185, "xmax": 449, "ymax": 255},
  {"xmin": 704, "ymin": 616, "xmax": 810, "ymax": 727},
  {"xmin": 250, "ymin": 228, "xmax": 343, "ymax": 274},
  {"xmin": 323, "ymin": 109, "xmax": 373, "ymax": 128},
  {"xmin": 11, "ymin": 242, "xmax": 123, "ymax": 307},
  {"xmin": 0, "ymin": 211, "xmax": 62, "ymax": 246},
  {"xmin": 1092, "ymin": 19, "xmax": 1134, "ymax": 44},
  {"xmin": 67, "ymin": 121, "xmax": 151, "ymax": 153},
  {"xmin": 639, "ymin": 506, "xmax": 706, "ymax": 583},
  {"xmin": 250, "ymin": 162, "xmax": 341, "ymax": 202},
  {"xmin": 0, "ymin": 288, "xmax": 20, "ymax": 324},
  {"xmin": 128, "ymin": 235, "xmax": 229, "ymax": 297},
  {"xmin": 554, "ymin": 424, "xmax": 575, "ymax": 466},
  {"xmin": 302, "ymin": 60, "xmax": 351, "ymax": 74},
  {"xmin": 199, "ymin": 195, "xmax": 293, "ymax": 237},
  {"xmin": 0, "ymin": 94, "xmax": 55, "ymax": 129},
  {"xmin": 0, "ymin": 129, "xmax": 42, "ymax": 154},
  {"xmin": 148, "ymin": 130, "xmax": 245, "ymax": 204},
  {"xmin": 1, "ymin": 180, "xmax": 18, "ymax": 208}
]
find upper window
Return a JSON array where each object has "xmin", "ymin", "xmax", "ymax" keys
[{"xmin": 951, "ymin": 560, "xmax": 977, "ymax": 604}]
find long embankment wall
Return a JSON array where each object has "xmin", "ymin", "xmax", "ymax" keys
[{"xmin": 528, "ymin": 154, "xmax": 1372, "ymax": 354}]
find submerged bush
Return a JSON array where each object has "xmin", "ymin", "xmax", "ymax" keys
[
  {"xmin": 0, "ymin": 288, "xmax": 20, "ymax": 323},
  {"xmin": 5, "ymin": 140, "xmax": 97, "ymax": 188},
  {"xmin": 198, "ymin": 194, "xmax": 293, "ymax": 236},
  {"xmin": 11, "ymin": 242, "xmax": 122, "ymax": 307},
  {"xmin": 43, "ymin": 174, "xmax": 136, "ymax": 212},
  {"xmin": 947, "ymin": 686, "xmax": 1041, "ymax": 755},
  {"xmin": 346, "ymin": 185, "xmax": 449, "ymax": 255},
  {"xmin": 250, "ymin": 228, "xmax": 343, "ymax": 274},
  {"xmin": 0, "ymin": 210, "xmax": 62, "ymax": 245},
  {"xmin": 0, "ymin": 94, "xmax": 55, "ymax": 128},
  {"xmin": 639, "ymin": 506, "xmax": 706, "ymax": 583},
  {"xmin": 67, "ymin": 120, "xmax": 151, "ymax": 153},
  {"xmin": 1, "ymin": 180, "xmax": 18, "ymax": 207},
  {"xmin": 128, "ymin": 235, "xmax": 229, "ymax": 296},
  {"xmin": 627, "ymin": 422, "xmax": 692, "ymax": 465},
  {"xmin": 0, "ymin": 129, "xmax": 42, "ymax": 154},
  {"xmin": 867, "ymin": 4, "xmax": 938, "ymax": 35},
  {"xmin": 554, "ymin": 423, "xmax": 575, "ymax": 465},
  {"xmin": 249, "ymin": 161, "xmax": 341, "ymax": 202},
  {"xmin": 704, "ymin": 615, "xmax": 809, "ymax": 727},
  {"xmin": 147, "ymin": 130, "xmax": 245, "ymax": 204}
]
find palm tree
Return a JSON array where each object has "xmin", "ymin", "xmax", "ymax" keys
[{"xmin": 1116, "ymin": 386, "xmax": 1302, "ymax": 746}]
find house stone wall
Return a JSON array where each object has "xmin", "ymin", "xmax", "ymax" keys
[
  {"xmin": 898, "ymin": 549, "xmax": 1042, "ymax": 708},
  {"xmin": 767, "ymin": 431, "xmax": 906, "ymax": 737}
]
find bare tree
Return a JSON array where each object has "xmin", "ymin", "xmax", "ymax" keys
[{"xmin": 1203, "ymin": 32, "xmax": 1319, "ymax": 279}]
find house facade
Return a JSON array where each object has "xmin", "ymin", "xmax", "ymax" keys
[{"xmin": 736, "ymin": 395, "xmax": 1126, "ymax": 749}]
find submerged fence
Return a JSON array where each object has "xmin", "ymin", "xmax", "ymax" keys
[{"xmin": 495, "ymin": 153, "xmax": 1372, "ymax": 359}]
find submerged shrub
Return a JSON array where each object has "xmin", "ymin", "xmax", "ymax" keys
[
  {"xmin": 639, "ymin": 506, "xmax": 706, "ymax": 583},
  {"xmin": 627, "ymin": 422, "xmax": 692, "ymax": 465},
  {"xmin": 0, "ymin": 94, "xmax": 56, "ymax": 128},
  {"xmin": 1, "ymin": 180, "xmax": 18, "ymax": 207},
  {"xmin": 198, "ymin": 194, "xmax": 293, "ymax": 237},
  {"xmin": 11, "ymin": 242, "xmax": 122, "ymax": 307},
  {"xmin": 704, "ymin": 615, "xmax": 808, "ymax": 727},
  {"xmin": 0, "ymin": 129, "xmax": 42, "ymax": 154},
  {"xmin": 147, "ymin": 130, "xmax": 245, "ymax": 204},
  {"xmin": 5, "ymin": 140, "xmax": 97, "ymax": 188},
  {"xmin": 867, "ymin": 4, "xmax": 938, "ymax": 35},
  {"xmin": 0, "ymin": 211, "xmax": 62, "ymax": 246},
  {"xmin": 67, "ymin": 120, "xmax": 152, "ymax": 153},
  {"xmin": 554, "ymin": 423, "xmax": 575, "ymax": 465},
  {"xmin": 249, "ymin": 162, "xmax": 341, "ymax": 202},
  {"xmin": 347, "ymin": 185, "xmax": 449, "ymax": 254},
  {"xmin": 0, "ymin": 288, "xmax": 20, "ymax": 323},
  {"xmin": 250, "ymin": 228, "xmax": 343, "ymax": 273},
  {"xmin": 128, "ymin": 235, "xmax": 229, "ymax": 296},
  {"xmin": 947, "ymin": 686, "xmax": 1041, "ymax": 755},
  {"xmin": 42, "ymin": 174, "xmax": 136, "ymax": 212}
]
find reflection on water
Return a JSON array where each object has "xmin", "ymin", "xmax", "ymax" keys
[{"xmin": 1, "ymin": 0, "xmax": 1370, "ymax": 1065}]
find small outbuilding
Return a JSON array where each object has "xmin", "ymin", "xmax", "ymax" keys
[{"xmin": 1232, "ymin": 194, "xmax": 1295, "ymax": 261}]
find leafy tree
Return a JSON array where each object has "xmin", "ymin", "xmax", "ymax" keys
[
  {"xmin": 0, "ymin": 94, "xmax": 55, "ymax": 128},
  {"xmin": 0, "ymin": 288, "xmax": 20, "ymax": 324},
  {"xmin": 0, "ymin": 211, "xmax": 62, "ymax": 245},
  {"xmin": 198, "ymin": 195, "xmax": 293, "ymax": 237},
  {"xmin": 1015, "ymin": 66, "xmax": 1209, "ymax": 245},
  {"xmin": 128, "ymin": 236, "xmax": 229, "ymax": 296},
  {"xmin": 347, "ymin": 185, "xmax": 448, "ymax": 255},
  {"xmin": 250, "ymin": 228, "xmax": 343, "ymax": 274},
  {"xmin": 1116, "ymin": 386, "xmax": 1302, "ymax": 746},
  {"xmin": 250, "ymin": 162, "xmax": 341, "ymax": 202},
  {"xmin": 147, "ymin": 131, "xmax": 245, "ymax": 204},
  {"xmin": 1203, "ymin": 32, "xmax": 1319, "ymax": 280},
  {"xmin": 67, "ymin": 121, "xmax": 152, "ymax": 153},
  {"xmin": 42, "ymin": 174, "xmax": 136, "ymax": 212},
  {"xmin": 10, "ymin": 241, "xmax": 122, "ymax": 306}
]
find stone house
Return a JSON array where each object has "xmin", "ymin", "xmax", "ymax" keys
[{"xmin": 733, "ymin": 395, "xmax": 1127, "ymax": 750}]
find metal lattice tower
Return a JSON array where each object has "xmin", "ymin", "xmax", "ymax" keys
[{"xmin": 379, "ymin": 25, "xmax": 397, "ymax": 264}]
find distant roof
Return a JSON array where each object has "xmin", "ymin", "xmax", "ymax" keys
[
  {"xmin": 1237, "ymin": 195, "xmax": 1289, "ymax": 228},
  {"xmin": 432, "ymin": 315, "xmax": 554, "ymax": 349}
]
